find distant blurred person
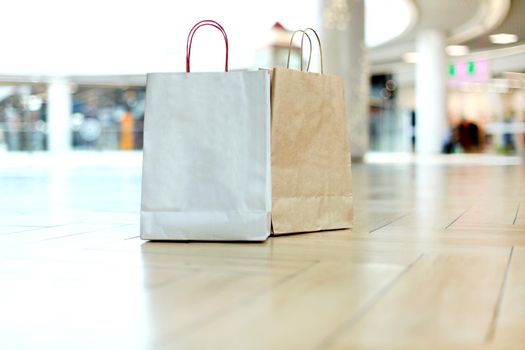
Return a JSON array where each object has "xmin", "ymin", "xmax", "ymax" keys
[
  {"xmin": 457, "ymin": 118, "xmax": 471, "ymax": 152},
  {"xmin": 410, "ymin": 110, "xmax": 416, "ymax": 152},
  {"xmin": 456, "ymin": 118, "xmax": 482, "ymax": 153},
  {"xmin": 5, "ymin": 105, "xmax": 22, "ymax": 151},
  {"xmin": 120, "ymin": 109, "xmax": 134, "ymax": 150},
  {"xmin": 468, "ymin": 121, "xmax": 480, "ymax": 152},
  {"xmin": 134, "ymin": 114, "xmax": 144, "ymax": 150},
  {"xmin": 442, "ymin": 126, "xmax": 459, "ymax": 154},
  {"xmin": 443, "ymin": 114, "xmax": 459, "ymax": 154},
  {"xmin": 502, "ymin": 113, "xmax": 515, "ymax": 153},
  {"xmin": 82, "ymin": 101, "xmax": 101, "ymax": 148}
]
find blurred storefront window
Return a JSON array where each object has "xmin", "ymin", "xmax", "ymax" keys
[
  {"xmin": 0, "ymin": 85, "xmax": 48, "ymax": 151},
  {"xmin": 72, "ymin": 86, "xmax": 145, "ymax": 150},
  {"xmin": 369, "ymin": 74, "xmax": 412, "ymax": 152},
  {"xmin": 0, "ymin": 84, "xmax": 145, "ymax": 152}
]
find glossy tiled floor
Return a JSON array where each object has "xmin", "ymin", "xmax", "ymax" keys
[{"xmin": 0, "ymin": 152, "xmax": 524, "ymax": 350}]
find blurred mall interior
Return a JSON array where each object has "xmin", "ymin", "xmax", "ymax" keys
[
  {"xmin": 1, "ymin": 1, "xmax": 525, "ymax": 349},
  {"xmin": 1, "ymin": 0, "xmax": 524, "ymax": 156}
]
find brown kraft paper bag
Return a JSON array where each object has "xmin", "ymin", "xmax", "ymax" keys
[{"xmin": 270, "ymin": 28, "xmax": 353, "ymax": 235}]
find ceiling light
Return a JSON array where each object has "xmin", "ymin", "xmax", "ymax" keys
[
  {"xmin": 446, "ymin": 45, "xmax": 469, "ymax": 56},
  {"xmin": 489, "ymin": 33, "xmax": 518, "ymax": 44},
  {"xmin": 403, "ymin": 52, "xmax": 418, "ymax": 63}
]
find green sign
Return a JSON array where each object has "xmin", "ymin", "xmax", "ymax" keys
[
  {"xmin": 449, "ymin": 64, "xmax": 455, "ymax": 76},
  {"xmin": 468, "ymin": 60, "xmax": 475, "ymax": 75}
]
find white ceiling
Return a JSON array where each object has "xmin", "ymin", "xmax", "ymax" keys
[
  {"xmin": 464, "ymin": 0, "xmax": 525, "ymax": 49},
  {"xmin": 370, "ymin": 0, "xmax": 522, "ymax": 64}
]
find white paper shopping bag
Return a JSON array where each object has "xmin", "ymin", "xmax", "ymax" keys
[{"xmin": 140, "ymin": 20, "xmax": 271, "ymax": 241}]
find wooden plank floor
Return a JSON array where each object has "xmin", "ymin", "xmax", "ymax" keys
[{"xmin": 0, "ymin": 153, "xmax": 524, "ymax": 350}]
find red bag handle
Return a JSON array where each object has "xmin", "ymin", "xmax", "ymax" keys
[{"xmin": 186, "ymin": 20, "xmax": 229, "ymax": 72}]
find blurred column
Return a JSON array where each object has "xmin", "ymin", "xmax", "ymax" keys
[
  {"xmin": 415, "ymin": 29, "xmax": 447, "ymax": 154},
  {"xmin": 322, "ymin": 0, "xmax": 369, "ymax": 160},
  {"xmin": 47, "ymin": 78, "xmax": 72, "ymax": 152}
]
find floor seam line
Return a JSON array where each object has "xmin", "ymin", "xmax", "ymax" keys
[
  {"xmin": 124, "ymin": 235, "xmax": 140, "ymax": 240},
  {"xmin": 512, "ymin": 204, "xmax": 520, "ymax": 225},
  {"xmin": 152, "ymin": 260, "xmax": 321, "ymax": 348},
  {"xmin": 445, "ymin": 205, "xmax": 472, "ymax": 229},
  {"xmin": 484, "ymin": 245, "xmax": 514, "ymax": 343},
  {"xmin": 316, "ymin": 253, "xmax": 425, "ymax": 350},
  {"xmin": 34, "ymin": 223, "xmax": 132, "ymax": 243},
  {"xmin": 369, "ymin": 212, "xmax": 410, "ymax": 234}
]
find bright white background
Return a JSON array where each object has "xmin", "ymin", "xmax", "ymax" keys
[{"xmin": 0, "ymin": 0, "xmax": 413, "ymax": 75}]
